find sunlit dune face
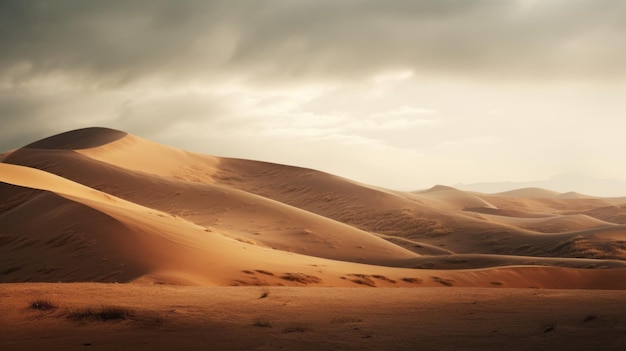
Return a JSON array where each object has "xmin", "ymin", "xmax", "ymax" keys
[{"xmin": 1, "ymin": 127, "xmax": 626, "ymax": 288}]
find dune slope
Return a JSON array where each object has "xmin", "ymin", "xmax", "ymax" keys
[{"xmin": 1, "ymin": 127, "xmax": 625, "ymax": 288}]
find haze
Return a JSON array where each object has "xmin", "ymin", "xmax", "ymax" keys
[{"xmin": 2, "ymin": 0, "xmax": 626, "ymax": 195}]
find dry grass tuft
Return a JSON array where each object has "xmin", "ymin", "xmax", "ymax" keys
[
  {"xmin": 348, "ymin": 274, "xmax": 376, "ymax": 287},
  {"xmin": 331, "ymin": 317, "xmax": 362, "ymax": 324},
  {"xmin": 252, "ymin": 318, "xmax": 272, "ymax": 328},
  {"xmin": 372, "ymin": 275, "xmax": 396, "ymax": 283},
  {"xmin": 66, "ymin": 306, "xmax": 133, "ymax": 321},
  {"xmin": 259, "ymin": 287, "xmax": 270, "ymax": 299},
  {"xmin": 29, "ymin": 298, "xmax": 58, "ymax": 311},
  {"xmin": 432, "ymin": 276, "xmax": 454, "ymax": 286},
  {"xmin": 583, "ymin": 314, "xmax": 597, "ymax": 322},
  {"xmin": 282, "ymin": 325, "xmax": 309, "ymax": 333},
  {"xmin": 280, "ymin": 273, "xmax": 322, "ymax": 284}
]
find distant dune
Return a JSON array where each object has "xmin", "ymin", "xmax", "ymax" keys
[
  {"xmin": 456, "ymin": 175, "xmax": 626, "ymax": 198},
  {"xmin": 1, "ymin": 127, "xmax": 625, "ymax": 289}
]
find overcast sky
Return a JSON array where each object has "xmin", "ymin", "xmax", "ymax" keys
[{"xmin": 2, "ymin": 0, "xmax": 626, "ymax": 195}]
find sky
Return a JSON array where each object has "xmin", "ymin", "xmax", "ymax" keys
[{"xmin": 1, "ymin": 0, "xmax": 626, "ymax": 195}]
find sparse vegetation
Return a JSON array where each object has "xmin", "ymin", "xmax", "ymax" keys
[
  {"xmin": 280, "ymin": 273, "xmax": 322, "ymax": 284},
  {"xmin": 348, "ymin": 274, "xmax": 376, "ymax": 287},
  {"xmin": 66, "ymin": 306, "xmax": 133, "ymax": 321},
  {"xmin": 255, "ymin": 270, "xmax": 274, "ymax": 276},
  {"xmin": 401, "ymin": 277, "xmax": 423, "ymax": 284},
  {"xmin": 432, "ymin": 276, "xmax": 454, "ymax": 286},
  {"xmin": 584, "ymin": 314, "xmax": 597, "ymax": 322},
  {"xmin": 259, "ymin": 287, "xmax": 270, "ymax": 299},
  {"xmin": 350, "ymin": 278, "xmax": 376, "ymax": 287},
  {"xmin": 29, "ymin": 298, "xmax": 58, "ymax": 311},
  {"xmin": 331, "ymin": 317, "xmax": 362, "ymax": 324},
  {"xmin": 252, "ymin": 318, "xmax": 272, "ymax": 328},
  {"xmin": 282, "ymin": 325, "xmax": 309, "ymax": 333},
  {"xmin": 372, "ymin": 275, "xmax": 396, "ymax": 283},
  {"xmin": 490, "ymin": 281, "xmax": 504, "ymax": 286}
]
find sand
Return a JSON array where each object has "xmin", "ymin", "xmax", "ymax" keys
[
  {"xmin": 1, "ymin": 283, "xmax": 625, "ymax": 351},
  {"xmin": 1, "ymin": 127, "xmax": 625, "ymax": 348}
]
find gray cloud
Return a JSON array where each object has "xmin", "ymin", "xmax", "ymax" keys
[
  {"xmin": 1, "ymin": 0, "xmax": 625, "ymax": 86},
  {"xmin": 2, "ymin": 1, "xmax": 626, "ymax": 193}
]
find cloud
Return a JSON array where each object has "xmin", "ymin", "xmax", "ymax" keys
[
  {"xmin": 1, "ymin": 0, "xmax": 625, "ymax": 87},
  {"xmin": 2, "ymin": 1, "xmax": 626, "ymax": 191}
]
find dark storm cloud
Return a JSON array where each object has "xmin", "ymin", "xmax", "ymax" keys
[
  {"xmin": 2, "ymin": 0, "xmax": 626, "ymax": 156},
  {"xmin": 1, "ymin": 0, "xmax": 625, "ymax": 86}
]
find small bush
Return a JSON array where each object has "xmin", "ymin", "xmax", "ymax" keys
[
  {"xmin": 280, "ymin": 273, "xmax": 322, "ymax": 284},
  {"xmin": 29, "ymin": 298, "xmax": 57, "ymax": 311},
  {"xmin": 584, "ymin": 314, "xmax": 597, "ymax": 322},
  {"xmin": 259, "ymin": 287, "xmax": 270, "ymax": 299},
  {"xmin": 351, "ymin": 278, "xmax": 376, "ymax": 287},
  {"xmin": 348, "ymin": 274, "xmax": 377, "ymax": 287},
  {"xmin": 401, "ymin": 277, "xmax": 422, "ymax": 284},
  {"xmin": 252, "ymin": 318, "xmax": 272, "ymax": 328},
  {"xmin": 372, "ymin": 275, "xmax": 396, "ymax": 284},
  {"xmin": 331, "ymin": 317, "xmax": 362, "ymax": 324},
  {"xmin": 66, "ymin": 306, "xmax": 133, "ymax": 321},
  {"xmin": 432, "ymin": 276, "xmax": 454, "ymax": 286},
  {"xmin": 282, "ymin": 326, "xmax": 308, "ymax": 333}
]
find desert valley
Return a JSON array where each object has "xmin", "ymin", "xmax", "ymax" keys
[{"xmin": 1, "ymin": 127, "xmax": 625, "ymax": 350}]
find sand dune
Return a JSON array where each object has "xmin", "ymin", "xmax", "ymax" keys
[
  {"xmin": 414, "ymin": 184, "xmax": 498, "ymax": 210},
  {"xmin": 494, "ymin": 187, "xmax": 562, "ymax": 198},
  {"xmin": 1, "ymin": 127, "xmax": 625, "ymax": 289}
]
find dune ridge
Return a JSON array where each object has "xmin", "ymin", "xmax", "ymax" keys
[{"xmin": 1, "ymin": 127, "xmax": 625, "ymax": 289}]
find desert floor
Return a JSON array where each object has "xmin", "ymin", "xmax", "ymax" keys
[{"xmin": 1, "ymin": 283, "xmax": 625, "ymax": 351}]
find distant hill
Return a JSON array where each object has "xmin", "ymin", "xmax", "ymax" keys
[{"xmin": 455, "ymin": 174, "xmax": 626, "ymax": 197}]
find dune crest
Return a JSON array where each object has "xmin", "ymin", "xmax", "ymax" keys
[{"xmin": 23, "ymin": 127, "xmax": 128, "ymax": 150}]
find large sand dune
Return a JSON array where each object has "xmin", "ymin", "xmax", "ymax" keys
[{"xmin": 1, "ymin": 127, "xmax": 625, "ymax": 289}]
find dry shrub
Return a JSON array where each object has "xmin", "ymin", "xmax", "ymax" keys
[
  {"xmin": 259, "ymin": 287, "xmax": 270, "ymax": 299},
  {"xmin": 432, "ymin": 276, "xmax": 454, "ymax": 286},
  {"xmin": 372, "ymin": 275, "xmax": 396, "ymax": 283},
  {"xmin": 280, "ymin": 273, "xmax": 322, "ymax": 284},
  {"xmin": 29, "ymin": 298, "xmax": 58, "ymax": 311},
  {"xmin": 252, "ymin": 318, "xmax": 272, "ymax": 328},
  {"xmin": 66, "ymin": 306, "xmax": 133, "ymax": 321},
  {"xmin": 282, "ymin": 325, "xmax": 309, "ymax": 333},
  {"xmin": 348, "ymin": 274, "xmax": 376, "ymax": 287},
  {"xmin": 583, "ymin": 314, "xmax": 597, "ymax": 322},
  {"xmin": 331, "ymin": 317, "xmax": 362, "ymax": 324}
]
